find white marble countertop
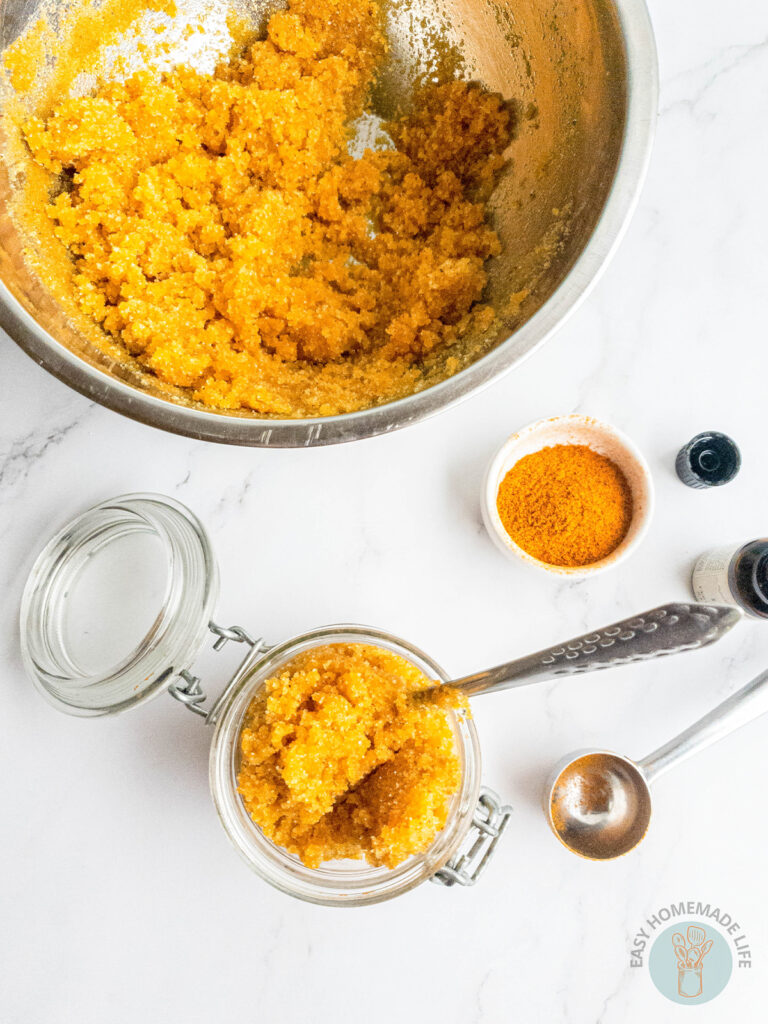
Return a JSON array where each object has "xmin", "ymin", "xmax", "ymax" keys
[{"xmin": 1, "ymin": 0, "xmax": 766, "ymax": 1019}]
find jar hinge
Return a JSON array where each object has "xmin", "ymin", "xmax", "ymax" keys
[
  {"xmin": 168, "ymin": 621, "xmax": 263, "ymax": 720},
  {"xmin": 431, "ymin": 788, "xmax": 512, "ymax": 887}
]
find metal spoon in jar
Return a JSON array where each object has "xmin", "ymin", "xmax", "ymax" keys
[
  {"xmin": 419, "ymin": 603, "xmax": 740, "ymax": 700},
  {"xmin": 545, "ymin": 665, "xmax": 768, "ymax": 859}
]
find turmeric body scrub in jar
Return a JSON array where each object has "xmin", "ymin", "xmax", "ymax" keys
[
  {"xmin": 483, "ymin": 415, "xmax": 654, "ymax": 578},
  {"xmin": 237, "ymin": 643, "xmax": 465, "ymax": 869},
  {"xmin": 211, "ymin": 625, "xmax": 492, "ymax": 904}
]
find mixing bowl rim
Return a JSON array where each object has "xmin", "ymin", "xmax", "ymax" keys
[{"xmin": 0, "ymin": 0, "xmax": 658, "ymax": 447}]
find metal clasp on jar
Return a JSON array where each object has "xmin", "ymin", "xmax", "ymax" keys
[
  {"xmin": 169, "ymin": 621, "xmax": 267, "ymax": 720},
  {"xmin": 431, "ymin": 788, "xmax": 512, "ymax": 887}
]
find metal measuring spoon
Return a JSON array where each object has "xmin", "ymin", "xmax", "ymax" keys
[
  {"xmin": 545, "ymin": 665, "xmax": 768, "ymax": 859},
  {"xmin": 419, "ymin": 603, "xmax": 740, "ymax": 700}
]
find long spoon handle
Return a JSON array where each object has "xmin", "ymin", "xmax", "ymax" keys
[
  {"xmin": 444, "ymin": 603, "xmax": 741, "ymax": 698},
  {"xmin": 639, "ymin": 667, "xmax": 768, "ymax": 783}
]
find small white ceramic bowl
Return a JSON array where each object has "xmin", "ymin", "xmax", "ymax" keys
[{"xmin": 482, "ymin": 414, "xmax": 654, "ymax": 578}]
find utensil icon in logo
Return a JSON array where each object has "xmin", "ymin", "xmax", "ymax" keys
[
  {"xmin": 687, "ymin": 925, "xmax": 706, "ymax": 947},
  {"xmin": 674, "ymin": 926, "xmax": 714, "ymax": 997}
]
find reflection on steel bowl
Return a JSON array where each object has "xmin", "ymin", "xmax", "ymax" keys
[{"xmin": 0, "ymin": 0, "xmax": 657, "ymax": 446}]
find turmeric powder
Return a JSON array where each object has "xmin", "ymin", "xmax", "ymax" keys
[{"xmin": 496, "ymin": 444, "xmax": 633, "ymax": 567}]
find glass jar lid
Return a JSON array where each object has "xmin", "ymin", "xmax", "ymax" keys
[{"xmin": 20, "ymin": 493, "xmax": 219, "ymax": 715}]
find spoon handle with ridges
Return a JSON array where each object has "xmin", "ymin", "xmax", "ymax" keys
[{"xmin": 441, "ymin": 603, "xmax": 741, "ymax": 698}]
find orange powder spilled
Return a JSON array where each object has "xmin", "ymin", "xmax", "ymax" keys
[
  {"xmin": 21, "ymin": 0, "xmax": 514, "ymax": 417},
  {"xmin": 496, "ymin": 444, "xmax": 633, "ymax": 567},
  {"xmin": 237, "ymin": 643, "xmax": 465, "ymax": 868}
]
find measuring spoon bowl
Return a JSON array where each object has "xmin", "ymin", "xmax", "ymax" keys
[{"xmin": 544, "ymin": 749, "xmax": 652, "ymax": 860}]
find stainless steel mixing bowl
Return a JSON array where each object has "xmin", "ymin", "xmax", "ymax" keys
[{"xmin": 0, "ymin": 0, "xmax": 657, "ymax": 446}]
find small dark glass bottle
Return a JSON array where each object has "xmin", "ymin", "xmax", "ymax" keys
[
  {"xmin": 675, "ymin": 432, "xmax": 741, "ymax": 488},
  {"xmin": 692, "ymin": 540, "xmax": 768, "ymax": 619}
]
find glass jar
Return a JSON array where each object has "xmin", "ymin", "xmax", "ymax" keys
[{"xmin": 20, "ymin": 493, "xmax": 511, "ymax": 906}]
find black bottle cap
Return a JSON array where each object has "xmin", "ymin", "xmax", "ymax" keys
[
  {"xmin": 675, "ymin": 432, "xmax": 741, "ymax": 488},
  {"xmin": 733, "ymin": 542, "xmax": 768, "ymax": 618}
]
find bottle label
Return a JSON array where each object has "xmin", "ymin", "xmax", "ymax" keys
[{"xmin": 691, "ymin": 545, "xmax": 740, "ymax": 606}]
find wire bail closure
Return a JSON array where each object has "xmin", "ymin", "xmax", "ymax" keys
[
  {"xmin": 169, "ymin": 621, "xmax": 260, "ymax": 720},
  {"xmin": 431, "ymin": 788, "xmax": 512, "ymax": 886}
]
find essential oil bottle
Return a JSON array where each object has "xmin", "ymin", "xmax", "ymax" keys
[
  {"xmin": 675, "ymin": 432, "xmax": 741, "ymax": 488},
  {"xmin": 692, "ymin": 540, "xmax": 768, "ymax": 619}
]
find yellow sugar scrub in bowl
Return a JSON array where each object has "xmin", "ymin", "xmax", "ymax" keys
[
  {"xmin": 0, "ymin": 0, "xmax": 658, "ymax": 446},
  {"xmin": 482, "ymin": 415, "xmax": 654, "ymax": 578}
]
